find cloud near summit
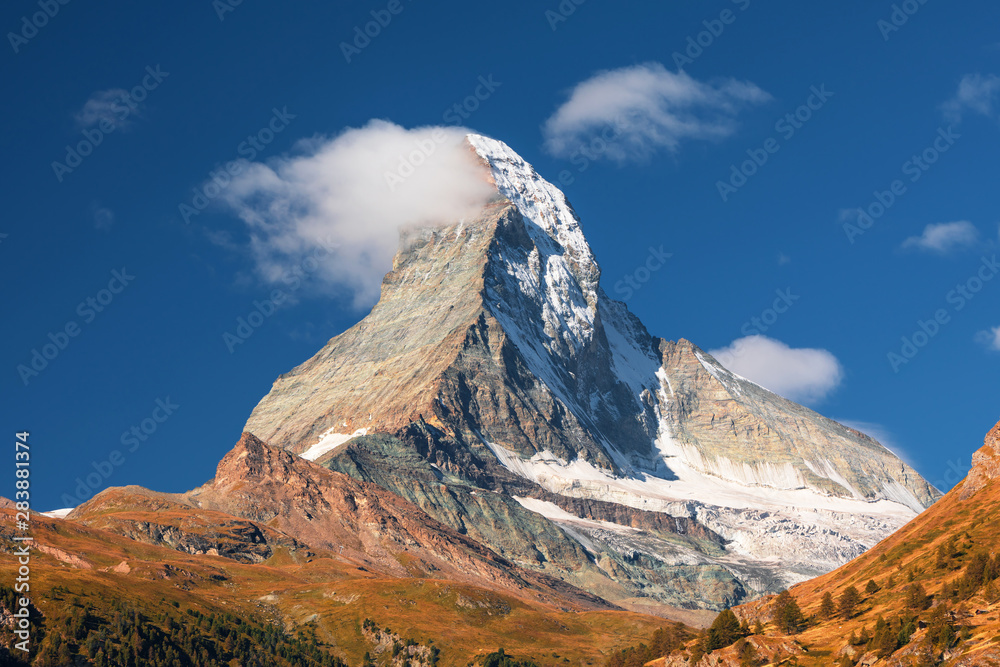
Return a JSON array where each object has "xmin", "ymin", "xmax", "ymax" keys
[
  {"xmin": 542, "ymin": 63, "xmax": 770, "ymax": 162},
  {"xmin": 709, "ymin": 335, "xmax": 844, "ymax": 405},
  {"xmin": 219, "ymin": 120, "xmax": 495, "ymax": 307}
]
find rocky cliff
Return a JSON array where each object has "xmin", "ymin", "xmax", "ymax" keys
[{"xmin": 960, "ymin": 420, "xmax": 1000, "ymax": 499}]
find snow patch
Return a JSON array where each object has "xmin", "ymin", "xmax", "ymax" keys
[
  {"xmin": 41, "ymin": 508, "xmax": 73, "ymax": 519},
  {"xmin": 300, "ymin": 428, "xmax": 369, "ymax": 461}
]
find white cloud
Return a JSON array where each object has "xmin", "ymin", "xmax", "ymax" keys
[
  {"xmin": 901, "ymin": 221, "xmax": 979, "ymax": 254},
  {"xmin": 708, "ymin": 335, "xmax": 844, "ymax": 405},
  {"xmin": 837, "ymin": 420, "xmax": 914, "ymax": 467},
  {"xmin": 220, "ymin": 120, "xmax": 496, "ymax": 308},
  {"xmin": 942, "ymin": 73, "xmax": 1000, "ymax": 122},
  {"xmin": 542, "ymin": 63, "xmax": 770, "ymax": 162},
  {"xmin": 975, "ymin": 326, "xmax": 1000, "ymax": 351},
  {"xmin": 75, "ymin": 89, "xmax": 134, "ymax": 129}
]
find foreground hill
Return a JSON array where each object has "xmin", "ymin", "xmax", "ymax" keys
[
  {"xmin": 637, "ymin": 417, "xmax": 1000, "ymax": 666},
  {"xmin": 0, "ymin": 434, "xmax": 674, "ymax": 665}
]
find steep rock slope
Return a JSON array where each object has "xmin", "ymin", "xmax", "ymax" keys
[{"xmin": 243, "ymin": 134, "xmax": 939, "ymax": 610}]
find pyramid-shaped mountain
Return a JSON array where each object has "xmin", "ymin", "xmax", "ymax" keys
[{"xmin": 242, "ymin": 134, "xmax": 939, "ymax": 613}]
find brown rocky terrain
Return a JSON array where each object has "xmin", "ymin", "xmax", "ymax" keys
[
  {"xmin": 74, "ymin": 432, "xmax": 615, "ymax": 612},
  {"xmin": 70, "ymin": 488, "xmax": 303, "ymax": 563}
]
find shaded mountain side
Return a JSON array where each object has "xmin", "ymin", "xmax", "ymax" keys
[
  {"xmin": 0, "ymin": 509, "xmax": 673, "ymax": 667},
  {"xmin": 320, "ymin": 429, "xmax": 747, "ymax": 611}
]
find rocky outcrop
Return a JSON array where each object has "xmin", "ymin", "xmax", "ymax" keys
[
  {"xmin": 960, "ymin": 419, "xmax": 1000, "ymax": 499},
  {"xmin": 71, "ymin": 487, "xmax": 304, "ymax": 563},
  {"xmin": 659, "ymin": 635, "xmax": 804, "ymax": 667}
]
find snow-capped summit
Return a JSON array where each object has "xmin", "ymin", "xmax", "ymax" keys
[{"xmin": 242, "ymin": 134, "xmax": 939, "ymax": 612}]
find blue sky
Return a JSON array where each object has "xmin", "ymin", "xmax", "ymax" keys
[{"xmin": 3, "ymin": 0, "xmax": 999, "ymax": 510}]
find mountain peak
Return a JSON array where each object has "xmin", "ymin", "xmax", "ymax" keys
[
  {"xmin": 466, "ymin": 133, "xmax": 600, "ymax": 289},
  {"xmin": 243, "ymin": 134, "xmax": 940, "ymax": 611}
]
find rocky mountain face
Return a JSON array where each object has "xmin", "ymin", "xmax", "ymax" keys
[
  {"xmin": 74, "ymin": 432, "xmax": 616, "ymax": 612},
  {"xmin": 242, "ymin": 134, "xmax": 939, "ymax": 612}
]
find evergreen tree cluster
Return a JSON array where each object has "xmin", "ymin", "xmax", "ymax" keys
[
  {"xmin": 0, "ymin": 584, "xmax": 347, "ymax": 667},
  {"xmin": 479, "ymin": 648, "xmax": 539, "ymax": 667},
  {"xmin": 601, "ymin": 624, "xmax": 691, "ymax": 667}
]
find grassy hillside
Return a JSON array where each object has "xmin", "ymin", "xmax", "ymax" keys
[
  {"xmin": 617, "ymin": 421, "xmax": 1000, "ymax": 666},
  {"xmin": 0, "ymin": 510, "xmax": 667, "ymax": 666}
]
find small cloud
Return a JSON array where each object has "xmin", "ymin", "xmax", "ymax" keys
[
  {"xmin": 837, "ymin": 420, "xmax": 915, "ymax": 467},
  {"xmin": 220, "ymin": 120, "xmax": 495, "ymax": 308},
  {"xmin": 942, "ymin": 73, "xmax": 1000, "ymax": 122},
  {"xmin": 901, "ymin": 221, "xmax": 979, "ymax": 254},
  {"xmin": 777, "ymin": 252, "xmax": 791, "ymax": 266},
  {"xmin": 708, "ymin": 335, "xmax": 844, "ymax": 405},
  {"xmin": 75, "ymin": 89, "xmax": 135, "ymax": 130},
  {"xmin": 541, "ymin": 62, "xmax": 770, "ymax": 163},
  {"xmin": 90, "ymin": 203, "xmax": 115, "ymax": 231},
  {"xmin": 975, "ymin": 326, "xmax": 1000, "ymax": 351}
]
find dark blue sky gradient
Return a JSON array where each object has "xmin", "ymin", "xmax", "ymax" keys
[{"xmin": 2, "ymin": 0, "xmax": 999, "ymax": 509}]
